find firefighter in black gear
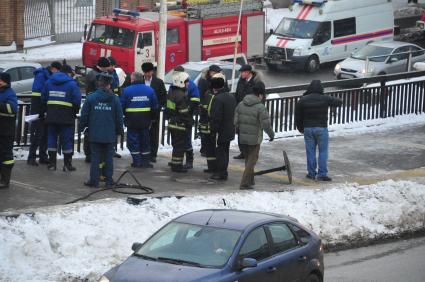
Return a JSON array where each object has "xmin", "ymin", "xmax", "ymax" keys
[
  {"xmin": 0, "ymin": 73, "xmax": 18, "ymax": 189},
  {"xmin": 166, "ymin": 71, "xmax": 192, "ymax": 173}
]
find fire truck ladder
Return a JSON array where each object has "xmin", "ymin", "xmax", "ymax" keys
[{"xmin": 186, "ymin": 0, "xmax": 263, "ymax": 19}]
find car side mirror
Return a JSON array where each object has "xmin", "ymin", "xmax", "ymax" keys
[
  {"xmin": 270, "ymin": 29, "xmax": 274, "ymax": 35},
  {"xmin": 240, "ymin": 258, "xmax": 258, "ymax": 270},
  {"xmin": 389, "ymin": 57, "xmax": 399, "ymax": 64},
  {"xmin": 132, "ymin": 242, "xmax": 143, "ymax": 252}
]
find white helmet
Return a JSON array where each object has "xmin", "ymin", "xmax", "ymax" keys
[{"xmin": 172, "ymin": 71, "xmax": 190, "ymax": 88}]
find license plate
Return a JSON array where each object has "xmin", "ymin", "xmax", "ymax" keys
[{"xmin": 340, "ymin": 73, "xmax": 355, "ymax": 79}]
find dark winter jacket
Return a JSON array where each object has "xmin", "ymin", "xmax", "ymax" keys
[
  {"xmin": 80, "ymin": 88, "xmax": 123, "ymax": 143},
  {"xmin": 0, "ymin": 86, "xmax": 17, "ymax": 137},
  {"xmin": 30, "ymin": 67, "xmax": 50, "ymax": 114},
  {"xmin": 121, "ymin": 82, "xmax": 158, "ymax": 130},
  {"xmin": 41, "ymin": 72, "xmax": 81, "ymax": 125},
  {"xmin": 166, "ymin": 86, "xmax": 192, "ymax": 131},
  {"xmin": 209, "ymin": 88, "xmax": 237, "ymax": 143},
  {"xmin": 295, "ymin": 81, "xmax": 342, "ymax": 131},
  {"xmin": 142, "ymin": 75, "xmax": 167, "ymax": 121},
  {"xmin": 234, "ymin": 94, "xmax": 275, "ymax": 145},
  {"xmin": 235, "ymin": 71, "xmax": 265, "ymax": 104}
]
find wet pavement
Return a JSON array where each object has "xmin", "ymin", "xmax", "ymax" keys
[
  {"xmin": 326, "ymin": 236, "xmax": 425, "ymax": 282},
  {"xmin": 2, "ymin": 123, "xmax": 425, "ymax": 213}
]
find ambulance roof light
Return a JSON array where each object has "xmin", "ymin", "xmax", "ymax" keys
[
  {"xmin": 112, "ymin": 8, "xmax": 140, "ymax": 18},
  {"xmin": 292, "ymin": 0, "xmax": 328, "ymax": 6}
]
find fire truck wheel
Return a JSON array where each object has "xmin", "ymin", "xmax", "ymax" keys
[
  {"xmin": 266, "ymin": 61, "xmax": 279, "ymax": 71},
  {"xmin": 305, "ymin": 55, "xmax": 320, "ymax": 73}
]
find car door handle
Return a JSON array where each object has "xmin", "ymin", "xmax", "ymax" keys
[
  {"xmin": 266, "ymin": 266, "xmax": 277, "ymax": 273},
  {"xmin": 298, "ymin": 256, "xmax": 307, "ymax": 262}
]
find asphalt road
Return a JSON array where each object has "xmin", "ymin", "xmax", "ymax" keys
[{"xmin": 325, "ymin": 236, "xmax": 425, "ymax": 282}]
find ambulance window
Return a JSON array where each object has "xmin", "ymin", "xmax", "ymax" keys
[
  {"xmin": 138, "ymin": 33, "xmax": 153, "ymax": 49},
  {"xmin": 167, "ymin": 28, "xmax": 180, "ymax": 45},
  {"xmin": 333, "ymin": 17, "xmax": 356, "ymax": 38}
]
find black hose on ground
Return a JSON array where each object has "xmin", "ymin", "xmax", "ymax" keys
[{"xmin": 65, "ymin": 170, "xmax": 154, "ymax": 205}]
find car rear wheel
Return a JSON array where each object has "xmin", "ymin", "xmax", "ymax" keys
[
  {"xmin": 306, "ymin": 273, "xmax": 321, "ymax": 282},
  {"xmin": 305, "ymin": 55, "xmax": 320, "ymax": 73}
]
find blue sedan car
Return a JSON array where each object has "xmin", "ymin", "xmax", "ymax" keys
[{"xmin": 99, "ymin": 209, "xmax": 324, "ymax": 282}]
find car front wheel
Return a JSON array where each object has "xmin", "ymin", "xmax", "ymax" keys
[{"xmin": 305, "ymin": 55, "xmax": 320, "ymax": 73}]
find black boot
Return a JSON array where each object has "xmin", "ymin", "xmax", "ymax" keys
[
  {"xmin": 47, "ymin": 151, "xmax": 57, "ymax": 171},
  {"xmin": 0, "ymin": 165, "xmax": 13, "ymax": 189},
  {"xmin": 63, "ymin": 153, "xmax": 76, "ymax": 172},
  {"xmin": 171, "ymin": 164, "xmax": 188, "ymax": 173},
  {"xmin": 184, "ymin": 150, "xmax": 194, "ymax": 169}
]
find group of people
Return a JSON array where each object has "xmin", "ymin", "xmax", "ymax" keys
[{"xmin": 0, "ymin": 55, "xmax": 342, "ymax": 190}]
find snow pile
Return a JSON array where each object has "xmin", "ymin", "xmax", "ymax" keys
[
  {"xmin": 0, "ymin": 43, "xmax": 82, "ymax": 63},
  {"xmin": 1, "ymin": 179, "xmax": 425, "ymax": 281}
]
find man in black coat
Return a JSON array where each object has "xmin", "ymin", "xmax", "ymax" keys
[
  {"xmin": 141, "ymin": 62, "xmax": 167, "ymax": 163},
  {"xmin": 295, "ymin": 80, "xmax": 342, "ymax": 182},
  {"xmin": 209, "ymin": 73, "xmax": 237, "ymax": 181},
  {"xmin": 234, "ymin": 64, "xmax": 265, "ymax": 160}
]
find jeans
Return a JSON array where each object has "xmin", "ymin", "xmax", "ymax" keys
[
  {"xmin": 303, "ymin": 127, "xmax": 329, "ymax": 177},
  {"xmin": 90, "ymin": 142, "xmax": 114, "ymax": 186}
]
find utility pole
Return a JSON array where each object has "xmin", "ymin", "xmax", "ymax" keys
[
  {"xmin": 157, "ymin": 0, "xmax": 168, "ymax": 80},
  {"xmin": 231, "ymin": 0, "xmax": 244, "ymax": 92}
]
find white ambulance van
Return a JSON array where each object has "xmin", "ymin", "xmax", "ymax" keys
[{"xmin": 264, "ymin": 0, "xmax": 394, "ymax": 72}]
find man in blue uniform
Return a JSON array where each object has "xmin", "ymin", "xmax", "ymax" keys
[
  {"xmin": 121, "ymin": 72, "xmax": 158, "ymax": 168},
  {"xmin": 0, "ymin": 73, "xmax": 17, "ymax": 188},
  {"xmin": 172, "ymin": 66, "xmax": 200, "ymax": 169},
  {"xmin": 27, "ymin": 61, "xmax": 61, "ymax": 166},
  {"xmin": 41, "ymin": 64, "xmax": 81, "ymax": 171},
  {"xmin": 80, "ymin": 73, "xmax": 124, "ymax": 188}
]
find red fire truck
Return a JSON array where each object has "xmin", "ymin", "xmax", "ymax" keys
[{"xmin": 82, "ymin": 0, "xmax": 264, "ymax": 73}]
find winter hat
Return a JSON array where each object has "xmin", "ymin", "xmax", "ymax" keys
[
  {"xmin": 50, "ymin": 61, "xmax": 62, "ymax": 71},
  {"xmin": 108, "ymin": 56, "xmax": 117, "ymax": 66},
  {"xmin": 211, "ymin": 73, "xmax": 226, "ymax": 89},
  {"xmin": 304, "ymin": 80, "xmax": 324, "ymax": 95},
  {"xmin": 208, "ymin": 64, "xmax": 222, "ymax": 73},
  {"xmin": 239, "ymin": 64, "xmax": 253, "ymax": 72},
  {"xmin": 0, "ymin": 72, "xmax": 11, "ymax": 85},
  {"xmin": 142, "ymin": 62, "xmax": 154, "ymax": 72},
  {"xmin": 61, "ymin": 64, "xmax": 74, "ymax": 74},
  {"xmin": 98, "ymin": 57, "xmax": 111, "ymax": 68}
]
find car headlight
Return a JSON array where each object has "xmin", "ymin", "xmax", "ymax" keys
[
  {"xmin": 99, "ymin": 276, "xmax": 110, "ymax": 282},
  {"xmin": 293, "ymin": 47, "xmax": 302, "ymax": 56},
  {"xmin": 335, "ymin": 63, "xmax": 341, "ymax": 72}
]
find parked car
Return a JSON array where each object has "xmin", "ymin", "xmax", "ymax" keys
[
  {"xmin": 0, "ymin": 61, "xmax": 42, "ymax": 95},
  {"xmin": 99, "ymin": 209, "xmax": 324, "ymax": 282},
  {"xmin": 164, "ymin": 61, "xmax": 241, "ymax": 90},
  {"xmin": 335, "ymin": 41, "xmax": 425, "ymax": 79}
]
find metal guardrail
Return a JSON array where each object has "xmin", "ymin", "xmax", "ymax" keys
[{"xmin": 14, "ymin": 71, "xmax": 425, "ymax": 152}]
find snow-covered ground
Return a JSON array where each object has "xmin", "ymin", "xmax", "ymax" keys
[
  {"xmin": 1, "ymin": 179, "xmax": 425, "ymax": 281},
  {"xmin": 0, "ymin": 43, "xmax": 82, "ymax": 63}
]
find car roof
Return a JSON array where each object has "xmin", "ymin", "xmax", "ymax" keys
[
  {"xmin": 0, "ymin": 60, "xmax": 41, "ymax": 69},
  {"xmin": 180, "ymin": 61, "xmax": 241, "ymax": 72},
  {"xmin": 174, "ymin": 209, "xmax": 296, "ymax": 231},
  {"xmin": 369, "ymin": 41, "xmax": 417, "ymax": 49}
]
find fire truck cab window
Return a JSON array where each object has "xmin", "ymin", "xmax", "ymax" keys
[
  {"xmin": 137, "ymin": 33, "xmax": 153, "ymax": 49},
  {"xmin": 167, "ymin": 28, "xmax": 179, "ymax": 45},
  {"xmin": 89, "ymin": 24, "xmax": 135, "ymax": 48}
]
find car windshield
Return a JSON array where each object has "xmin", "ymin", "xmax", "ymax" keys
[
  {"xmin": 164, "ymin": 69, "xmax": 201, "ymax": 84},
  {"xmin": 136, "ymin": 222, "xmax": 241, "ymax": 268},
  {"xmin": 275, "ymin": 18, "xmax": 320, "ymax": 39},
  {"xmin": 88, "ymin": 24, "xmax": 135, "ymax": 48},
  {"xmin": 351, "ymin": 45, "xmax": 394, "ymax": 62}
]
